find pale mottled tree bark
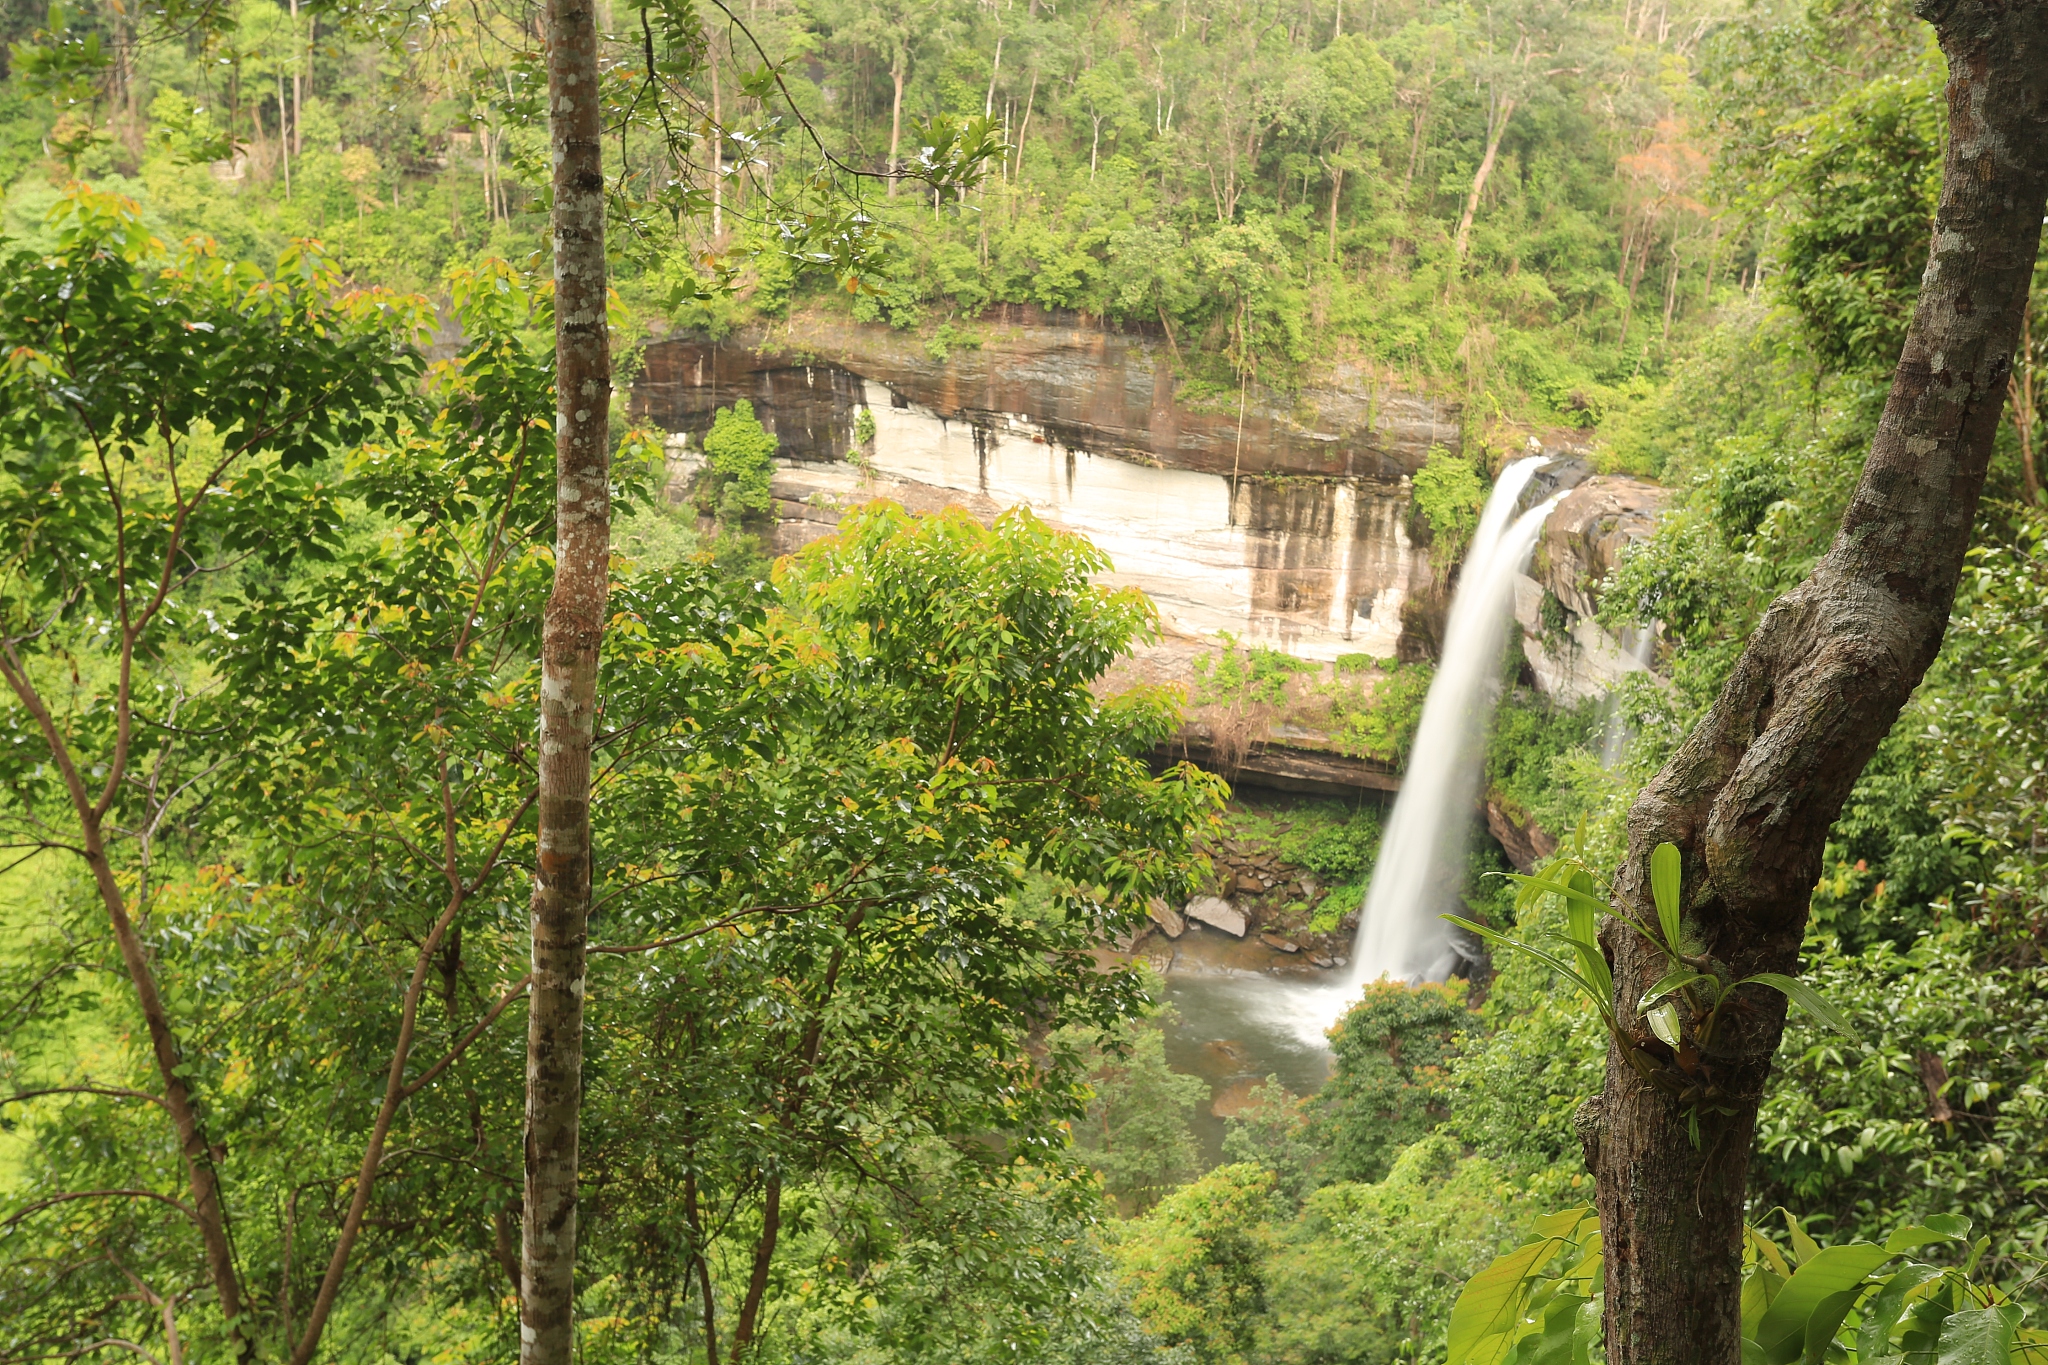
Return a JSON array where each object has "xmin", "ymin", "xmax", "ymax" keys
[
  {"xmin": 522, "ymin": 0, "xmax": 610, "ymax": 1356},
  {"xmin": 1592, "ymin": 3, "xmax": 2048, "ymax": 1361}
]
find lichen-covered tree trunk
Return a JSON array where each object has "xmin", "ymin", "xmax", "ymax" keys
[
  {"xmin": 1593, "ymin": 4, "xmax": 2048, "ymax": 1361},
  {"xmin": 522, "ymin": 0, "xmax": 610, "ymax": 1356}
]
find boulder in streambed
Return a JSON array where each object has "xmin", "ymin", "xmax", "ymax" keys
[
  {"xmin": 1259, "ymin": 932, "xmax": 1301, "ymax": 953},
  {"xmin": 1147, "ymin": 898, "xmax": 1187, "ymax": 938},
  {"xmin": 1185, "ymin": 896, "xmax": 1248, "ymax": 937}
]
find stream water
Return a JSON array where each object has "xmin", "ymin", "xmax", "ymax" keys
[
  {"xmin": 634, "ymin": 343, "xmax": 1569, "ymax": 1131},
  {"xmin": 1153, "ymin": 459, "xmax": 1565, "ymax": 1130},
  {"xmin": 1352, "ymin": 457, "xmax": 1562, "ymax": 983}
]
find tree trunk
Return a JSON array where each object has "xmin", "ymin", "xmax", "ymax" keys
[
  {"xmin": 1592, "ymin": 6, "xmax": 2048, "ymax": 1362},
  {"xmin": 1403, "ymin": 86, "xmax": 1431, "ymax": 199},
  {"xmin": 1013, "ymin": 70, "xmax": 1036, "ymax": 193},
  {"xmin": 522, "ymin": 0, "xmax": 611, "ymax": 1353},
  {"xmin": 728, "ymin": 1173, "xmax": 783, "ymax": 1358},
  {"xmin": 274, "ymin": 72, "xmax": 290, "ymax": 197},
  {"xmin": 711, "ymin": 38, "xmax": 724, "ymax": 238},
  {"xmin": 887, "ymin": 59, "xmax": 906, "ymax": 196},
  {"xmin": 1660, "ymin": 243, "xmax": 1681, "ymax": 343},
  {"xmin": 89, "ymin": 828, "xmax": 252, "ymax": 1356},
  {"xmin": 291, "ymin": 0, "xmax": 302, "ymax": 159},
  {"xmin": 1327, "ymin": 161, "xmax": 1344, "ymax": 262},
  {"xmin": 1, "ymin": 647, "xmax": 253, "ymax": 1364},
  {"xmin": 1452, "ymin": 96, "xmax": 1513, "ymax": 259}
]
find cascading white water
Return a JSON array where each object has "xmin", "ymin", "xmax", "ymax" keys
[
  {"xmin": 1598, "ymin": 626, "xmax": 1659, "ymax": 767},
  {"xmin": 1350, "ymin": 457, "xmax": 1562, "ymax": 984}
]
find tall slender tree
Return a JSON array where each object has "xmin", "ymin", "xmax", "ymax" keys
[
  {"xmin": 521, "ymin": 0, "xmax": 610, "ymax": 1357},
  {"xmin": 1589, "ymin": 2, "xmax": 2048, "ymax": 1361}
]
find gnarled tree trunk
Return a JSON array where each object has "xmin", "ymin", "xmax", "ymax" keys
[
  {"xmin": 522, "ymin": 0, "xmax": 610, "ymax": 1356},
  {"xmin": 1593, "ymin": 4, "xmax": 2048, "ymax": 1362},
  {"xmin": 1597, "ymin": 2, "xmax": 2048, "ymax": 1365}
]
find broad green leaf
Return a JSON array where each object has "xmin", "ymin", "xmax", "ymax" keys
[
  {"xmin": 1573, "ymin": 1297, "xmax": 1600, "ymax": 1365},
  {"xmin": 1640, "ymin": 967, "xmax": 1703, "ymax": 1013},
  {"xmin": 1514, "ymin": 1292, "xmax": 1591, "ymax": 1365},
  {"xmin": 1934, "ymin": 1306, "xmax": 2022, "ymax": 1365},
  {"xmin": 1447, "ymin": 1237, "xmax": 1564, "ymax": 1365},
  {"xmin": 1782, "ymin": 1211, "xmax": 1822, "ymax": 1267},
  {"xmin": 1743, "ymin": 973, "xmax": 1864, "ymax": 1045},
  {"xmin": 1855, "ymin": 1264, "xmax": 1941, "ymax": 1362},
  {"xmin": 1755, "ymin": 1243, "xmax": 1896, "ymax": 1365},
  {"xmin": 1923, "ymin": 1214, "xmax": 1973, "ymax": 1240},
  {"xmin": 1650, "ymin": 841, "xmax": 1683, "ymax": 952},
  {"xmin": 1965, "ymin": 1235, "xmax": 1991, "ymax": 1276},
  {"xmin": 1799, "ymin": 1288, "xmax": 1863, "ymax": 1365},
  {"xmin": 1646, "ymin": 1000, "xmax": 1683, "ymax": 1048},
  {"xmin": 1885, "ymin": 1224, "xmax": 1969, "ymax": 1255},
  {"xmin": 1742, "ymin": 1265, "xmax": 1785, "ymax": 1340},
  {"xmin": 1530, "ymin": 1206, "xmax": 1597, "ymax": 1241},
  {"xmin": 1749, "ymin": 1225, "xmax": 1794, "ymax": 1279}
]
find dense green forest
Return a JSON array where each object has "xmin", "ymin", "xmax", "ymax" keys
[{"xmin": 1, "ymin": 0, "xmax": 2045, "ymax": 1360}]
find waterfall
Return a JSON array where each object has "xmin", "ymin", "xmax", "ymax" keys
[
  {"xmin": 1598, "ymin": 626, "xmax": 1659, "ymax": 767},
  {"xmin": 1350, "ymin": 457, "xmax": 1561, "ymax": 984}
]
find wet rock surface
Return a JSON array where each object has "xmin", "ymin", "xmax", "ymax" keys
[
  {"xmin": 1534, "ymin": 475, "xmax": 1670, "ymax": 618},
  {"xmin": 1514, "ymin": 474, "xmax": 1670, "ymax": 705},
  {"xmin": 1184, "ymin": 896, "xmax": 1249, "ymax": 938},
  {"xmin": 633, "ymin": 305, "xmax": 1463, "ymax": 480},
  {"xmin": 1486, "ymin": 799, "xmax": 1560, "ymax": 875}
]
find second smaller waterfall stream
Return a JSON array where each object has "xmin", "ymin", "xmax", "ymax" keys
[{"xmin": 1350, "ymin": 457, "xmax": 1563, "ymax": 984}]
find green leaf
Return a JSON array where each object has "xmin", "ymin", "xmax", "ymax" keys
[
  {"xmin": 1443, "ymin": 916, "xmax": 1617, "ymax": 1026},
  {"xmin": 1755, "ymin": 1243, "xmax": 1896, "ymax": 1365},
  {"xmin": 1855, "ymin": 1264, "xmax": 1941, "ymax": 1362},
  {"xmin": 1650, "ymin": 841, "xmax": 1683, "ymax": 952},
  {"xmin": 1514, "ymin": 1292, "xmax": 1591, "ymax": 1365},
  {"xmin": 1742, "ymin": 1265, "xmax": 1785, "ymax": 1340},
  {"xmin": 1640, "ymin": 966, "xmax": 1703, "ymax": 1013},
  {"xmin": 1934, "ymin": 1306, "xmax": 2022, "ymax": 1365},
  {"xmin": 1799, "ymin": 1288, "xmax": 1863, "ymax": 1365},
  {"xmin": 1923, "ymin": 1214, "xmax": 1973, "ymax": 1240},
  {"xmin": 1646, "ymin": 1000, "xmax": 1683, "ymax": 1048},
  {"xmin": 1529, "ymin": 1207, "xmax": 1597, "ymax": 1241},
  {"xmin": 1749, "ymin": 1225, "xmax": 1794, "ymax": 1279},
  {"xmin": 1783, "ymin": 1211, "xmax": 1823, "ymax": 1268},
  {"xmin": 1447, "ymin": 1237, "xmax": 1564, "ymax": 1365},
  {"xmin": 1885, "ymin": 1224, "xmax": 1969, "ymax": 1255},
  {"xmin": 1741, "ymin": 972, "xmax": 1864, "ymax": 1045}
]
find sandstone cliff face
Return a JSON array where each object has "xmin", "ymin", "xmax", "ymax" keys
[
  {"xmin": 632, "ymin": 304, "xmax": 1463, "ymax": 478},
  {"xmin": 1514, "ymin": 474, "xmax": 1670, "ymax": 705},
  {"xmin": 637, "ymin": 309, "xmax": 1469, "ymax": 662},
  {"xmin": 634, "ymin": 311, "xmax": 1670, "ymax": 733},
  {"xmin": 1535, "ymin": 476, "xmax": 1670, "ymax": 618}
]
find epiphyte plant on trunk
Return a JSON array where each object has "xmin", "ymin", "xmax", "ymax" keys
[
  {"xmin": 1553, "ymin": 0, "xmax": 2048, "ymax": 1359},
  {"xmin": 1449, "ymin": 838, "xmax": 1860, "ymax": 1147}
]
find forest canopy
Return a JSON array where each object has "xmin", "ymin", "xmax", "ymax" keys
[{"xmin": 1, "ymin": 0, "xmax": 2045, "ymax": 1361}]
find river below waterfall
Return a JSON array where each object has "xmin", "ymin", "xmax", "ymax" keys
[{"xmin": 630, "ymin": 321, "xmax": 1666, "ymax": 1173}]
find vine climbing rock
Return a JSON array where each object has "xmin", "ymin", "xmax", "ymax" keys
[{"xmin": 1592, "ymin": 4, "xmax": 2048, "ymax": 1363}]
